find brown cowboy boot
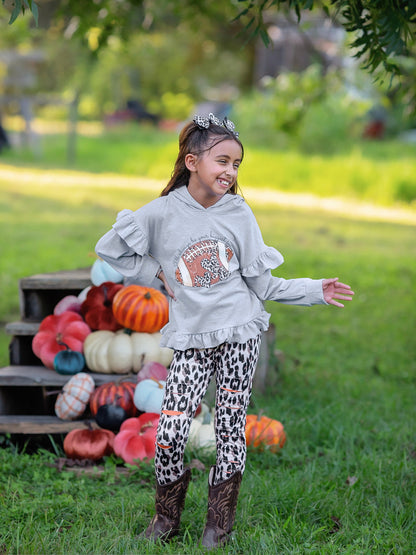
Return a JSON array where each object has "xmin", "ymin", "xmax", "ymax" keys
[
  {"xmin": 143, "ymin": 468, "xmax": 191, "ymax": 542},
  {"xmin": 201, "ymin": 466, "xmax": 243, "ymax": 549}
]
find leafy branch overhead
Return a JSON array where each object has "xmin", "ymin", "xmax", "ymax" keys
[
  {"xmin": 2, "ymin": 0, "xmax": 416, "ymax": 75},
  {"xmin": 236, "ymin": 0, "xmax": 416, "ymax": 74},
  {"xmin": 2, "ymin": 0, "xmax": 38, "ymax": 25}
]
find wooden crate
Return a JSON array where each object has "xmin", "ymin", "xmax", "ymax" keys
[
  {"xmin": 0, "ymin": 268, "xmax": 127, "ymax": 435},
  {"xmin": 1, "ymin": 268, "xmax": 280, "ymax": 435}
]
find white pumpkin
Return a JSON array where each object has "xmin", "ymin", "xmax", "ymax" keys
[
  {"xmin": 188, "ymin": 404, "xmax": 216, "ymax": 453},
  {"xmin": 55, "ymin": 372, "xmax": 95, "ymax": 420},
  {"xmin": 83, "ymin": 329, "xmax": 173, "ymax": 374}
]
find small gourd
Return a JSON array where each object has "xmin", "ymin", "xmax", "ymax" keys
[
  {"xmin": 245, "ymin": 414, "xmax": 286, "ymax": 452},
  {"xmin": 112, "ymin": 285, "xmax": 169, "ymax": 333},
  {"xmin": 84, "ymin": 329, "xmax": 173, "ymax": 374},
  {"xmin": 113, "ymin": 413, "xmax": 160, "ymax": 464},
  {"xmin": 80, "ymin": 281, "xmax": 124, "ymax": 331},
  {"xmin": 188, "ymin": 404, "xmax": 216, "ymax": 453},
  {"xmin": 91, "ymin": 258, "xmax": 124, "ymax": 286},
  {"xmin": 32, "ymin": 311, "xmax": 91, "ymax": 370},
  {"xmin": 64, "ymin": 427, "xmax": 115, "ymax": 460},
  {"xmin": 133, "ymin": 379, "xmax": 166, "ymax": 414},
  {"xmin": 89, "ymin": 380, "xmax": 139, "ymax": 418},
  {"xmin": 53, "ymin": 342, "xmax": 85, "ymax": 375},
  {"xmin": 55, "ymin": 373, "xmax": 95, "ymax": 420}
]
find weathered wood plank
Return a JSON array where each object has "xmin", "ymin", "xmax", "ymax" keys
[
  {"xmin": 0, "ymin": 365, "xmax": 137, "ymax": 386},
  {"xmin": 18, "ymin": 267, "xmax": 92, "ymax": 320},
  {"xmin": 0, "ymin": 415, "xmax": 99, "ymax": 434},
  {"xmin": 5, "ymin": 321, "xmax": 40, "ymax": 336},
  {"xmin": 19, "ymin": 268, "xmax": 91, "ymax": 290}
]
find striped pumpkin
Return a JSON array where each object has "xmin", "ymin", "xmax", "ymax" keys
[
  {"xmin": 112, "ymin": 285, "xmax": 169, "ymax": 333},
  {"xmin": 89, "ymin": 381, "xmax": 139, "ymax": 417}
]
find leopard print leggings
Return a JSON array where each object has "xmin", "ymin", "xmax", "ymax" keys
[{"xmin": 154, "ymin": 335, "xmax": 261, "ymax": 486}]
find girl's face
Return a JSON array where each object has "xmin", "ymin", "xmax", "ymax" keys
[{"xmin": 185, "ymin": 139, "xmax": 242, "ymax": 208}]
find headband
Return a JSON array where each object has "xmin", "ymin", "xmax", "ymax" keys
[{"xmin": 193, "ymin": 112, "xmax": 239, "ymax": 138}]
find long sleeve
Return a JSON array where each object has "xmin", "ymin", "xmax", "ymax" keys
[
  {"xmin": 95, "ymin": 209, "xmax": 160, "ymax": 283},
  {"xmin": 244, "ymin": 271, "xmax": 327, "ymax": 306},
  {"xmin": 237, "ymin": 205, "xmax": 326, "ymax": 306}
]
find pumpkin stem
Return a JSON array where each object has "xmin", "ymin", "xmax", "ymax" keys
[
  {"xmin": 56, "ymin": 339, "xmax": 70, "ymax": 350},
  {"xmin": 144, "ymin": 291, "xmax": 152, "ymax": 300},
  {"xmin": 44, "ymin": 389, "xmax": 62, "ymax": 396},
  {"xmin": 102, "ymin": 284, "xmax": 114, "ymax": 307},
  {"xmin": 150, "ymin": 378, "xmax": 164, "ymax": 389}
]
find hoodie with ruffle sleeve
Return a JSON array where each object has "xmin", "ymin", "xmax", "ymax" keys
[{"xmin": 95, "ymin": 186, "xmax": 327, "ymax": 350}]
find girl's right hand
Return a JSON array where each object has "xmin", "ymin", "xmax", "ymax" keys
[{"xmin": 157, "ymin": 270, "xmax": 176, "ymax": 300}]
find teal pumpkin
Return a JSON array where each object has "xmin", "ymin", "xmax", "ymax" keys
[{"xmin": 54, "ymin": 347, "xmax": 86, "ymax": 375}]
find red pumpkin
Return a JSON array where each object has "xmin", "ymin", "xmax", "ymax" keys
[
  {"xmin": 32, "ymin": 311, "xmax": 91, "ymax": 370},
  {"xmin": 113, "ymin": 413, "xmax": 160, "ymax": 464},
  {"xmin": 81, "ymin": 281, "xmax": 124, "ymax": 331},
  {"xmin": 112, "ymin": 285, "xmax": 169, "ymax": 333},
  {"xmin": 245, "ymin": 415, "xmax": 286, "ymax": 453},
  {"xmin": 89, "ymin": 381, "xmax": 139, "ymax": 417},
  {"xmin": 63, "ymin": 427, "xmax": 115, "ymax": 460}
]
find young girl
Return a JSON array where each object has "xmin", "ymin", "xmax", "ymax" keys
[{"xmin": 95, "ymin": 113, "xmax": 354, "ymax": 549}]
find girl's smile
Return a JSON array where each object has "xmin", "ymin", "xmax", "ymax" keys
[{"xmin": 185, "ymin": 139, "xmax": 242, "ymax": 208}]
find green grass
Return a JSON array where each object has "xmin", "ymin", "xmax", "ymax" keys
[{"xmin": 0, "ymin": 125, "xmax": 415, "ymax": 553}]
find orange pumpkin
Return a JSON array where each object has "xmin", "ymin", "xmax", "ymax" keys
[
  {"xmin": 245, "ymin": 414, "xmax": 286, "ymax": 452},
  {"xmin": 112, "ymin": 285, "xmax": 169, "ymax": 333}
]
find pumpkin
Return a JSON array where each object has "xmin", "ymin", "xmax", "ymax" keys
[
  {"xmin": 83, "ymin": 329, "xmax": 173, "ymax": 374},
  {"xmin": 91, "ymin": 258, "xmax": 124, "ymax": 286},
  {"xmin": 53, "ymin": 295, "xmax": 82, "ymax": 316},
  {"xmin": 89, "ymin": 380, "xmax": 139, "ymax": 417},
  {"xmin": 136, "ymin": 361, "xmax": 168, "ymax": 384},
  {"xmin": 113, "ymin": 413, "xmax": 160, "ymax": 464},
  {"xmin": 188, "ymin": 404, "xmax": 216, "ymax": 453},
  {"xmin": 95, "ymin": 403, "xmax": 128, "ymax": 432},
  {"xmin": 245, "ymin": 415, "xmax": 286, "ymax": 452},
  {"xmin": 32, "ymin": 311, "xmax": 91, "ymax": 370},
  {"xmin": 55, "ymin": 373, "xmax": 95, "ymax": 420},
  {"xmin": 112, "ymin": 285, "xmax": 169, "ymax": 333},
  {"xmin": 133, "ymin": 379, "xmax": 166, "ymax": 414},
  {"xmin": 53, "ymin": 343, "xmax": 85, "ymax": 375},
  {"xmin": 63, "ymin": 427, "xmax": 115, "ymax": 460},
  {"xmin": 80, "ymin": 281, "xmax": 124, "ymax": 331}
]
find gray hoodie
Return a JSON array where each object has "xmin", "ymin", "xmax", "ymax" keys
[{"xmin": 95, "ymin": 186, "xmax": 326, "ymax": 350}]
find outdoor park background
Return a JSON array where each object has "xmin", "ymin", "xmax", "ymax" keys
[{"xmin": 0, "ymin": 2, "xmax": 415, "ymax": 554}]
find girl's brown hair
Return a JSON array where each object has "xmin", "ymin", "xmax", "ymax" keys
[{"xmin": 160, "ymin": 120, "xmax": 244, "ymax": 197}]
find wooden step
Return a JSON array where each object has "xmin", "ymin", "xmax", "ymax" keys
[
  {"xmin": 6, "ymin": 321, "xmax": 40, "ymax": 336},
  {"xmin": 6, "ymin": 322, "xmax": 41, "ymax": 365},
  {"xmin": 0, "ymin": 365, "xmax": 137, "ymax": 386},
  {"xmin": 19, "ymin": 267, "xmax": 91, "ymax": 321},
  {"xmin": 0, "ymin": 415, "xmax": 99, "ymax": 434}
]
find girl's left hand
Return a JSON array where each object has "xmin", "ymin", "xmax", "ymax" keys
[
  {"xmin": 157, "ymin": 270, "xmax": 176, "ymax": 300},
  {"xmin": 322, "ymin": 278, "xmax": 354, "ymax": 307}
]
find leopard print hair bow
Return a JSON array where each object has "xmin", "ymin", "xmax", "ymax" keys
[{"xmin": 193, "ymin": 113, "xmax": 239, "ymax": 137}]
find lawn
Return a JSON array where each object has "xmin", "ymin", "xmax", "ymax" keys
[{"xmin": 0, "ymin": 125, "xmax": 415, "ymax": 553}]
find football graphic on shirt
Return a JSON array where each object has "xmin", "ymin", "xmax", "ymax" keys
[{"xmin": 175, "ymin": 239, "xmax": 233, "ymax": 288}]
